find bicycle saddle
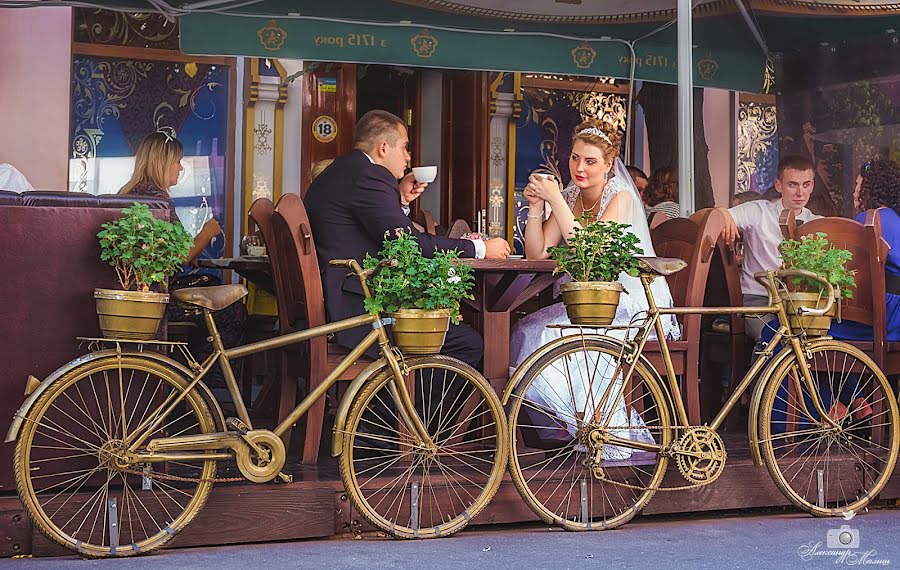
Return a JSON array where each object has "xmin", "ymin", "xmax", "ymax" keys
[
  {"xmin": 638, "ymin": 257, "xmax": 687, "ymax": 276},
  {"xmin": 172, "ymin": 284, "xmax": 248, "ymax": 310}
]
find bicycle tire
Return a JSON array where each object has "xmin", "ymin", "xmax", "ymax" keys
[
  {"xmin": 15, "ymin": 355, "xmax": 217, "ymax": 558},
  {"xmin": 339, "ymin": 355, "xmax": 508, "ymax": 539}
]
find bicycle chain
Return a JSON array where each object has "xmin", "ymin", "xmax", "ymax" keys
[
  {"xmin": 578, "ymin": 424, "xmax": 725, "ymax": 493},
  {"xmin": 120, "ymin": 466, "xmax": 245, "ymax": 484}
]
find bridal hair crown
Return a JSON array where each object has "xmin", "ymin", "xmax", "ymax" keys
[{"xmin": 577, "ymin": 127, "xmax": 612, "ymax": 145}]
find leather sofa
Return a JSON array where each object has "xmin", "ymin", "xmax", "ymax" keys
[{"xmin": 0, "ymin": 190, "xmax": 169, "ymax": 490}]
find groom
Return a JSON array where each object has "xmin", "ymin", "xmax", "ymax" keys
[{"xmin": 305, "ymin": 109, "xmax": 510, "ymax": 368}]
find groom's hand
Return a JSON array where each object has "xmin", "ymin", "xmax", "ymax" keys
[
  {"xmin": 484, "ymin": 238, "xmax": 511, "ymax": 259},
  {"xmin": 399, "ymin": 172, "xmax": 427, "ymax": 206}
]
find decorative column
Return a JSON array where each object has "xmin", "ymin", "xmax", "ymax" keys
[
  {"xmin": 487, "ymin": 72, "xmax": 521, "ymax": 241},
  {"xmin": 244, "ymin": 58, "xmax": 287, "ymax": 228}
]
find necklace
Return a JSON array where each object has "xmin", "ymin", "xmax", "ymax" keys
[{"xmin": 579, "ymin": 191, "xmax": 603, "ymax": 216}]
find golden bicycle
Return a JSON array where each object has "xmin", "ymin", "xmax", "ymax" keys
[
  {"xmin": 7, "ymin": 258, "xmax": 508, "ymax": 558},
  {"xmin": 505, "ymin": 258, "xmax": 899, "ymax": 530}
]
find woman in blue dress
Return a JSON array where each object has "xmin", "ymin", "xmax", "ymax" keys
[{"xmin": 828, "ymin": 158, "xmax": 900, "ymax": 343}]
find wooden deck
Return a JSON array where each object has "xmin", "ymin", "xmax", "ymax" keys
[{"xmin": 3, "ymin": 434, "xmax": 899, "ymax": 558}]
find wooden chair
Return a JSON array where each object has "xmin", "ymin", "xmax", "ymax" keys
[
  {"xmin": 448, "ymin": 219, "xmax": 472, "ymax": 239},
  {"xmin": 243, "ymin": 198, "xmax": 285, "ymax": 414},
  {"xmin": 698, "ymin": 212, "xmax": 748, "ymax": 429},
  {"xmin": 647, "ymin": 210, "xmax": 669, "ymax": 230},
  {"xmin": 272, "ymin": 193, "xmax": 374, "ymax": 464},
  {"xmin": 792, "ymin": 212, "xmax": 894, "ymax": 374},
  {"xmin": 647, "ymin": 208, "xmax": 726, "ymax": 425},
  {"xmin": 413, "ymin": 209, "xmax": 438, "ymax": 235}
]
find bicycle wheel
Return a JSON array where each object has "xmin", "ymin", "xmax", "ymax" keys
[
  {"xmin": 507, "ymin": 336, "xmax": 672, "ymax": 531},
  {"xmin": 15, "ymin": 355, "xmax": 217, "ymax": 558},
  {"xmin": 339, "ymin": 355, "xmax": 508, "ymax": 539},
  {"xmin": 758, "ymin": 340, "xmax": 899, "ymax": 516}
]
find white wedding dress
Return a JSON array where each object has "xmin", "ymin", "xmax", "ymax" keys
[{"xmin": 509, "ymin": 159, "xmax": 681, "ymax": 458}]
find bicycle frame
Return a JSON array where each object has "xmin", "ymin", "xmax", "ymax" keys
[
  {"xmin": 595, "ymin": 269, "xmax": 841, "ymax": 453},
  {"xmin": 124, "ymin": 267, "xmax": 435, "ymax": 457}
]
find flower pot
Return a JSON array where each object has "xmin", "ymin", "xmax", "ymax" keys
[
  {"xmin": 782, "ymin": 291, "xmax": 836, "ymax": 337},
  {"xmin": 94, "ymin": 288, "xmax": 169, "ymax": 340},
  {"xmin": 560, "ymin": 281, "xmax": 623, "ymax": 326},
  {"xmin": 389, "ymin": 308, "xmax": 451, "ymax": 355}
]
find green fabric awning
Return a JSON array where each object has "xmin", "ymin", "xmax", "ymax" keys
[
  {"xmin": 7, "ymin": 0, "xmax": 900, "ymax": 91},
  {"xmin": 178, "ymin": 12, "xmax": 766, "ymax": 92}
]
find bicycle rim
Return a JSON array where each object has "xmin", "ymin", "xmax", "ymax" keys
[
  {"xmin": 339, "ymin": 355, "xmax": 508, "ymax": 538},
  {"xmin": 759, "ymin": 341, "xmax": 899, "ymax": 516},
  {"xmin": 15, "ymin": 356, "xmax": 217, "ymax": 557},
  {"xmin": 508, "ymin": 337, "xmax": 672, "ymax": 531}
]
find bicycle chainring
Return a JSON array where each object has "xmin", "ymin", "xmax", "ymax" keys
[{"xmin": 674, "ymin": 428, "xmax": 727, "ymax": 486}]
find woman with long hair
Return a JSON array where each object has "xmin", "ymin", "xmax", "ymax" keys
[
  {"xmin": 119, "ymin": 129, "xmax": 245, "ymax": 373},
  {"xmin": 119, "ymin": 129, "xmax": 221, "ymax": 262},
  {"xmin": 511, "ymin": 118, "xmax": 680, "ymax": 449}
]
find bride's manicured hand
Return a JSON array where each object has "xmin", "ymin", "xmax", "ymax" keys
[{"xmin": 525, "ymin": 174, "xmax": 560, "ymax": 205}]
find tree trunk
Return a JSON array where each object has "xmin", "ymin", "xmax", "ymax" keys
[{"xmin": 637, "ymin": 82, "xmax": 715, "ymax": 210}]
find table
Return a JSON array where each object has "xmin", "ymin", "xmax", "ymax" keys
[
  {"xmin": 198, "ymin": 256, "xmax": 274, "ymax": 293},
  {"xmin": 459, "ymin": 258, "xmax": 560, "ymax": 392},
  {"xmin": 200, "ymin": 256, "xmax": 559, "ymax": 392}
]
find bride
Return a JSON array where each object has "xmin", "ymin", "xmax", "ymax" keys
[{"xmin": 510, "ymin": 119, "xmax": 681, "ymax": 453}]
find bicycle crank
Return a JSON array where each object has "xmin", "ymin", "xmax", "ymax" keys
[
  {"xmin": 143, "ymin": 428, "xmax": 288, "ymax": 483},
  {"xmin": 673, "ymin": 428, "xmax": 727, "ymax": 486}
]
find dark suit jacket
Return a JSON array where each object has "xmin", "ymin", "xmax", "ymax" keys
[{"xmin": 304, "ymin": 149, "xmax": 476, "ymax": 349}]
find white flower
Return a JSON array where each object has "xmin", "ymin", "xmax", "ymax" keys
[{"xmin": 447, "ymin": 268, "xmax": 461, "ymax": 284}]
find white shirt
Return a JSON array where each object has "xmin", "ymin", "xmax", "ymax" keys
[
  {"xmin": 361, "ymin": 152, "xmax": 485, "ymax": 258},
  {"xmin": 728, "ymin": 198, "xmax": 820, "ymax": 297}
]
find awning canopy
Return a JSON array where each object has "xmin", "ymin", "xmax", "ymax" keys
[
  {"xmin": 6, "ymin": 0, "xmax": 899, "ymax": 91},
  {"xmin": 4, "ymin": 0, "xmax": 766, "ymax": 91},
  {"xmin": 177, "ymin": 10, "xmax": 765, "ymax": 92}
]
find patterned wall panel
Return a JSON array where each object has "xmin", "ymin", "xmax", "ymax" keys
[
  {"xmin": 736, "ymin": 100, "xmax": 778, "ymax": 195},
  {"xmin": 69, "ymin": 55, "xmax": 231, "ymax": 273},
  {"xmin": 74, "ymin": 9, "xmax": 180, "ymax": 50}
]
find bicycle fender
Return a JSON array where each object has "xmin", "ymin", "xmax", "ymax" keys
[
  {"xmin": 331, "ymin": 358, "xmax": 388, "ymax": 457},
  {"xmin": 746, "ymin": 341, "xmax": 820, "ymax": 467},
  {"xmin": 5, "ymin": 350, "xmax": 226, "ymax": 444}
]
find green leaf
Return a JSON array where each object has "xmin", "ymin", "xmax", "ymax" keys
[{"xmin": 97, "ymin": 203, "xmax": 193, "ymax": 290}]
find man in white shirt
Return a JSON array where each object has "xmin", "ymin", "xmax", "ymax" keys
[{"xmin": 718, "ymin": 155, "xmax": 820, "ymax": 342}]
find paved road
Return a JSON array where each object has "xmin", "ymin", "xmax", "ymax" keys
[{"xmin": 4, "ymin": 509, "xmax": 899, "ymax": 569}]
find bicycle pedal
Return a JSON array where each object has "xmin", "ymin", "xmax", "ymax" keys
[
  {"xmin": 225, "ymin": 417, "xmax": 250, "ymax": 434},
  {"xmin": 276, "ymin": 471, "xmax": 293, "ymax": 484}
]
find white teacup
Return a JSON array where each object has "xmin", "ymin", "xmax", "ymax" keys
[{"xmin": 412, "ymin": 166, "xmax": 438, "ymax": 184}]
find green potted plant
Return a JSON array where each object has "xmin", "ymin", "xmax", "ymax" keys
[
  {"xmin": 547, "ymin": 214, "xmax": 642, "ymax": 326},
  {"xmin": 363, "ymin": 229, "xmax": 474, "ymax": 354},
  {"xmin": 95, "ymin": 203, "xmax": 193, "ymax": 340},
  {"xmin": 779, "ymin": 232, "xmax": 856, "ymax": 336}
]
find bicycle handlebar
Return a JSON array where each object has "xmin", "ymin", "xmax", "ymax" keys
[
  {"xmin": 753, "ymin": 269, "xmax": 836, "ymax": 316},
  {"xmin": 329, "ymin": 258, "xmax": 398, "ymax": 282}
]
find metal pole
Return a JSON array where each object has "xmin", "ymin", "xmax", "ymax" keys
[{"xmin": 677, "ymin": 0, "xmax": 695, "ymax": 216}]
